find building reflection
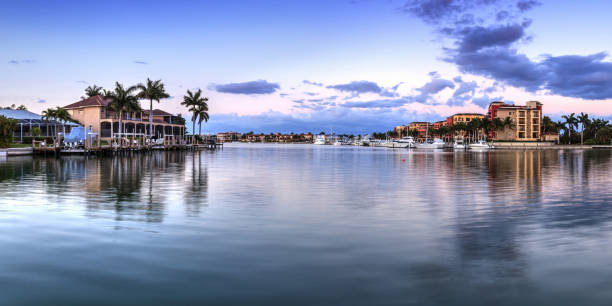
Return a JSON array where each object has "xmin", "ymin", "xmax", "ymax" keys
[
  {"xmin": 448, "ymin": 151, "xmax": 550, "ymax": 290},
  {"xmin": 3, "ymin": 152, "xmax": 209, "ymax": 224}
]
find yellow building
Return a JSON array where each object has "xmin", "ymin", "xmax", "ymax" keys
[
  {"xmin": 62, "ymin": 95, "xmax": 185, "ymax": 140},
  {"xmin": 447, "ymin": 113, "xmax": 485, "ymax": 125}
]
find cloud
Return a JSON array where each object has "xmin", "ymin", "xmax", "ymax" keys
[
  {"xmin": 413, "ymin": 76, "xmax": 455, "ymax": 103},
  {"xmin": 37, "ymin": 98, "xmax": 47, "ymax": 104},
  {"xmin": 419, "ymin": 78, "xmax": 455, "ymax": 95},
  {"xmin": 471, "ymin": 94, "xmax": 504, "ymax": 108},
  {"xmin": 342, "ymin": 98, "xmax": 411, "ymax": 109},
  {"xmin": 517, "ymin": 0, "xmax": 540, "ymax": 12},
  {"xmin": 456, "ymin": 23, "xmax": 526, "ymax": 52},
  {"xmin": 133, "ymin": 60, "xmax": 148, "ymax": 65},
  {"xmin": 76, "ymin": 80, "xmax": 89, "ymax": 84},
  {"xmin": 404, "ymin": 0, "xmax": 612, "ymax": 101},
  {"xmin": 449, "ymin": 46, "xmax": 545, "ymax": 91},
  {"xmin": 401, "ymin": 0, "xmax": 539, "ymax": 25},
  {"xmin": 540, "ymin": 52, "xmax": 612, "ymax": 100},
  {"xmin": 8, "ymin": 59, "xmax": 36, "ymax": 64},
  {"xmin": 303, "ymin": 80, "xmax": 324, "ymax": 86},
  {"xmin": 448, "ymin": 80, "xmax": 478, "ymax": 106},
  {"xmin": 209, "ymin": 80, "xmax": 280, "ymax": 94},
  {"xmin": 327, "ymin": 80, "xmax": 383, "ymax": 94}
]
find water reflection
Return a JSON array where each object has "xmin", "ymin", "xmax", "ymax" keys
[
  {"xmin": 1, "ymin": 146, "xmax": 612, "ymax": 305},
  {"xmin": 0, "ymin": 151, "xmax": 209, "ymax": 223}
]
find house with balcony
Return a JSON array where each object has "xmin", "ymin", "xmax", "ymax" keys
[{"xmin": 62, "ymin": 95, "xmax": 185, "ymax": 140}]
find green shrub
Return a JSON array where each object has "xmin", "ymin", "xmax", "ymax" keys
[{"xmin": 0, "ymin": 115, "xmax": 18, "ymax": 148}]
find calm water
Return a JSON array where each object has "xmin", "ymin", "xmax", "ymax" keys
[{"xmin": 1, "ymin": 144, "xmax": 612, "ymax": 305}]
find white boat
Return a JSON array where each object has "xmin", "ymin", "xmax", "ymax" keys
[
  {"xmin": 332, "ymin": 139, "xmax": 342, "ymax": 146},
  {"xmin": 314, "ymin": 135, "xmax": 327, "ymax": 145},
  {"xmin": 453, "ymin": 138, "xmax": 466, "ymax": 150},
  {"xmin": 469, "ymin": 139, "xmax": 494, "ymax": 150},
  {"xmin": 396, "ymin": 136, "xmax": 415, "ymax": 148},
  {"xmin": 384, "ymin": 136, "xmax": 415, "ymax": 148},
  {"xmin": 415, "ymin": 138, "xmax": 445, "ymax": 149}
]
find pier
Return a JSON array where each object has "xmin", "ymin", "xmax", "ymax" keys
[{"xmin": 30, "ymin": 134, "xmax": 223, "ymax": 156}]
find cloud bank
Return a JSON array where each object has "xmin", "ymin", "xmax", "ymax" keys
[{"xmin": 209, "ymin": 80, "xmax": 280, "ymax": 94}]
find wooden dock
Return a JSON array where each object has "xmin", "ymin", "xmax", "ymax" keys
[{"xmin": 31, "ymin": 136, "xmax": 223, "ymax": 156}]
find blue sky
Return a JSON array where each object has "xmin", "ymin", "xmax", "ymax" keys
[{"xmin": 1, "ymin": 0, "xmax": 611, "ymax": 133}]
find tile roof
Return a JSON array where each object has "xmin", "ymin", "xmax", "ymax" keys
[
  {"xmin": 143, "ymin": 109, "xmax": 172, "ymax": 116},
  {"xmin": 62, "ymin": 95, "xmax": 110, "ymax": 109}
]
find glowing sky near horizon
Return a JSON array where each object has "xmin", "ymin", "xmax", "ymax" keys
[{"xmin": 1, "ymin": 0, "xmax": 611, "ymax": 133}]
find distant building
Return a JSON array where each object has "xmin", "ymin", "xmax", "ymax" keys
[
  {"xmin": 446, "ymin": 113, "xmax": 485, "ymax": 126},
  {"xmin": 217, "ymin": 131, "xmax": 241, "ymax": 142},
  {"xmin": 433, "ymin": 120, "xmax": 447, "ymax": 129},
  {"xmin": 487, "ymin": 101, "xmax": 542, "ymax": 141},
  {"xmin": 394, "ymin": 125, "xmax": 409, "ymax": 136},
  {"xmin": 62, "ymin": 95, "xmax": 185, "ymax": 140},
  {"xmin": 408, "ymin": 122, "xmax": 431, "ymax": 139}
]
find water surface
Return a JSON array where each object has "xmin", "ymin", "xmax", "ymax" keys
[{"xmin": 1, "ymin": 144, "xmax": 612, "ymax": 305}]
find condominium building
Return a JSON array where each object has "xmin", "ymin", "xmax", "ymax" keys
[{"xmin": 487, "ymin": 101, "xmax": 542, "ymax": 141}]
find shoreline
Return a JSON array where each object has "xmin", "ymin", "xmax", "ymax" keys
[{"xmin": 1, "ymin": 143, "xmax": 610, "ymax": 157}]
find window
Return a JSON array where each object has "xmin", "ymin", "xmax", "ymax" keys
[{"xmin": 466, "ymin": 118, "xmax": 471, "ymax": 121}]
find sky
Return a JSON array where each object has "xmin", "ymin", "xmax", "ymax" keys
[{"xmin": 1, "ymin": 0, "xmax": 612, "ymax": 134}]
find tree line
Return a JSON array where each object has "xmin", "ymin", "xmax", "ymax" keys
[{"xmin": 559, "ymin": 112, "xmax": 612, "ymax": 145}]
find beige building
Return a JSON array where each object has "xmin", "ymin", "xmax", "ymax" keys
[
  {"xmin": 62, "ymin": 95, "xmax": 185, "ymax": 140},
  {"xmin": 487, "ymin": 101, "xmax": 542, "ymax": 141},
  {"xmin": 217, "ymin": 132, "xmax": 241, "ymax": 142}
]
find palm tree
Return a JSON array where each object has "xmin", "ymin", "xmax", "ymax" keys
[
  {"xmin": 562, "ymin": 113, "xmax": 578, "ymax": 144},
  {"xmin": 503, "ymin": 117, "xmax": 514, "ymax": 130},
  {"xmin": 181, "ymin": 89, "xmax": 208, "ymax": 142},
  {"xmin": 195, "ymin": 102, "xmax": 210, "ymax": 136},
  {"xmin": 136, "ymin": 78, "xmax": 170, "ymax": 137},
  {"xmin": 542, "ymin": 116, "xmax": 554, "ymax": 134},
  {"xmin": 105, "ymin": 82, "xmax": 141, "ymax": 140},
  {"xmin": 54, "ymin": 107, "xmax": 75, "ymax": 137},
  {"xmin": 83, "ymin": 85, "xmax": 104, "ymax": 99},
  {"xmin": 467, "ymin": 119, "xmax": 480, "ymax": 142},
  {"xmin": 42, "ymin": 108, "xmax": 57, "ymax": 140},
  {"xmin": 493, "ymin": 117, "xmax": 504, "ymax": 138},
  {"xmin": 578, "ymin": 112, "xmax": 590, "ymax": 145},
  {"xmin": 480, "ymin": 117, "xmax": 492, "ymax": 140}
]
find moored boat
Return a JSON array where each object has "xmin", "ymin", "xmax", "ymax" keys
[
  {"xmin": 468, "ymin": 139, "xmax": 494, "ymax": 150},
  {"xmin": 453, "ymin": 138, "xmax": 466, "ymax": 150},
  {"xmin": 415, "ymin": 138, "xmax": 445, "ymax": 149}
]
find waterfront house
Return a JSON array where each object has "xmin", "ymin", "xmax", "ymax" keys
[
  {"xmin": 0, "ymin": 109, "xmax": 77, "ymax": 142},
  {"xmin": 62, "ymin": 95, "xmax": 185, "ymax": 140}
]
